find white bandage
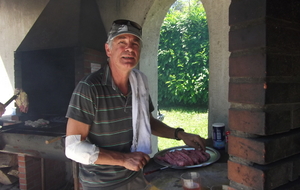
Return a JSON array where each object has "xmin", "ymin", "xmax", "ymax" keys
[{"xmin": 65, "ymin": 135, "xmax": 99, "ymax": 165}]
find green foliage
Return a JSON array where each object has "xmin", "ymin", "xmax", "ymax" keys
[
  {"xmin": 157, "ymin": 106, "xmax": 208, "ymax": 150},
  {"xmin": 158, "ymin": 0, "xmax": 209, "ymax": 107}
]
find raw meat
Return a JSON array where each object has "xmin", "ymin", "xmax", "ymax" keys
[
  {"xmin": 15, "ymin": 89, "xmax": 28, "ymax": 113},
  {"xmin": 156, "ymin": 149, "xmax": 210, "ymax": 167}
]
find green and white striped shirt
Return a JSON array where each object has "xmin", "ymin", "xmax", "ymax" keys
[{"xmin": 66, "ymin": 63, "xmax": 153, "ymax": 188}]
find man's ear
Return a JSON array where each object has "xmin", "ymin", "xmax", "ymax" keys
[{"xmin": 105, "ymin": 43, "xmax": 111, "ymax": 57}]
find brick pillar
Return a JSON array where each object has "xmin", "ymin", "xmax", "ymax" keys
[
  {"xmin": 74, "ymin": 47, "xmax": 106, "ymax": 86},
  {"xmin": 83, "ymin": 48, "xmax": 106, "ymax": 75},
  {"xmin": 18, "ymin": 154, "xmax": 66, "ymax": 190},
  {"xmin": 228, "ymin": 0, "xmax": 300, "ymax": 189},
  {"xmin": 18, "ymin": 154, "xmax": 42, "ymax": 190}
]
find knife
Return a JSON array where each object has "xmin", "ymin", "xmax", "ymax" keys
[
  {"xmin": 4, "ymin": 91, "xmax": 20, "ymax": 107},
  {"xmin": 144, "ymin": 166, "xmax": 169, "ymax": 175},
  {"xmin": 45, "ymin": 135, "xmax": 66, "ymax": 144}
]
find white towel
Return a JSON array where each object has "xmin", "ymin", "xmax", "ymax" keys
[{"xmin": 129, "ymin": 69, "xmax": 152, "ymax": 154}]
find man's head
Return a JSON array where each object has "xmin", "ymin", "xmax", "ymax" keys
[
  {"xmin": 107, "ymin": 19, "xmax": 142, "ymax": 43},
  {"xmin": 105, "ymin": 20, "xmax": 143, "ymax": 70}
]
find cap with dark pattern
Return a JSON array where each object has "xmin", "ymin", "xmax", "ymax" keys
[{"xmin": 107, "ymin": 19, "xmax": 142, "ymax": 42}]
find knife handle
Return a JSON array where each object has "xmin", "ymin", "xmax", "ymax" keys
[
  {"xmin": 45, "ymin": 136, "xmax": 62, "ymax": 144},
  {"xmin": 45, "ymin": 135, "xmax": 66, "ymax": 144},
  {"xmin": 4, "ymin": 92, "xmax": 20, "ymax": 107}
]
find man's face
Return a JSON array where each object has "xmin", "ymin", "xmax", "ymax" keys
[{"xmin": 105, "ymin": 34, "xmax": 141, "ymax": 71}]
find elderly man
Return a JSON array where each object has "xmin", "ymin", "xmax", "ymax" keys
[{"xmin": 65, "ymin": 19, "xmax": 206, "ymax": 190}]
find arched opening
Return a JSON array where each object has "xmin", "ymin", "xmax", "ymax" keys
[
  {"xmin": 140, "ymin": 0, "xmax": 230, "ymax": 154},
  {"xmin": 157, "ymin": 0, "xmax": 209, "ymax": 150}
]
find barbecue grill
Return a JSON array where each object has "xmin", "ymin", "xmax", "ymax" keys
[{"xmin": 0, "ymin": 120, "xmax": 67, "ymax": 161}]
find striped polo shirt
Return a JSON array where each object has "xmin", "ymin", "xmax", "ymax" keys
[{"xmin": 66, "ymin": 63, "xmax": 154, "ymax": 188}]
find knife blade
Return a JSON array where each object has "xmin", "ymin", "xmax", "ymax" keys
[{"xmin": 144, "ymin": 166, "xmax": 169, "ymax": 175}]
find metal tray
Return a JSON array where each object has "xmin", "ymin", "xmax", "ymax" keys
[{"xmin": 153, "ymin": 146, "xmax": 220, "ymax": 169}]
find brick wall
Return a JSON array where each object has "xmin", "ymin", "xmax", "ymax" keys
[
  {"xmin": 18, "ymin": 154, "xmax": 66, "ymax": 190},
  {"xmin": 228, "ymin": 0, "xmax": 300, "ymax": 189},
  {"xmin": 74, "ymin": 47, "xmax": 107, "ymax": 85},
  {"xmin": 18, "ymin": 155, "xmax": 42, "ymax": 190},
  {"xmin": 74, "ymin": 48, "xmax": 106, "ymax": 190}
]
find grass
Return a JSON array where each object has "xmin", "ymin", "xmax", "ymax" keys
[{"xmin": 157, "ymin": 106, "xmax": 208, "ymax": 151}]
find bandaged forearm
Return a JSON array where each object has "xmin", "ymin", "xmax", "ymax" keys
[{"xmin": 65, "ymin": 135, "xmax": 99, "ymax": 165}]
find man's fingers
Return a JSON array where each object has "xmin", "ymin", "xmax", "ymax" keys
[{"xmin": 124, "ymin": 152, "xmax": 150, "ymax": 171}]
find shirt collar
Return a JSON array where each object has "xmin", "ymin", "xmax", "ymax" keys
[
  {"xmin": 102, "ymin": 62, "xmax": 117, "ymax": 90},
  {"xmin": 103, "ymin": 62, "xmax": 132, "ymax": 96}
]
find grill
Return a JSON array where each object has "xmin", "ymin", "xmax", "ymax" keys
[
  {"xmin": 0, "ymin": 121, "xmax": 67, "ymax": 161},
  {"xmin": 0, "ymin": 0, "xmax": 108, "ymax": 188}
]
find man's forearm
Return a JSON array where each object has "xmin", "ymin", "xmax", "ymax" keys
[
  {"xmin": 94, "ymin": 148, "xmax": 125, "ymax": 166},
  {"xmin": 149, "ymin": 115, "xmax": 206, "ymax": 150},
  {"xmin": 150, "ymin": 116, "xmax": 178, "ymax": 139},
  {"xmin": 95, "ymin": 148, "xmax": 150, "ymax": 171}
]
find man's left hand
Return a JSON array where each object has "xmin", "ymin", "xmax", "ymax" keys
[{"xmin": 178, "ymin": 131, "xmax": 206, "ymax": 151}]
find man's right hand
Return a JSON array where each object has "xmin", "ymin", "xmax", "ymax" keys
[
  {"xmin": 122, "ymin": 152, "xmax": 150, "ymax": 171},
  {"xmin": 66, "ymin": 118, "xmax": 150, "ymax": 170}
]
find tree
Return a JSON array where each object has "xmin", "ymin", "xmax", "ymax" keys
[{"xmin": 158, "ymin": 0, "xmax": 209, "ymax": 106}]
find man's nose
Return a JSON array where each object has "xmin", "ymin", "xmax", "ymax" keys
[{"xmin": 125, "ymin": 43, "xmax": 134, "ymax": 51}]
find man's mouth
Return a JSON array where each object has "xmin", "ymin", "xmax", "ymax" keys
[{"xmin": 123, "ymin": 56, "xmax": 134, "ymax": 59}]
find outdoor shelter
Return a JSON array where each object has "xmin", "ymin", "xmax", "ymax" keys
[{"xmin": 0, "ymin": 0, "xmax": 299, "ymax": 189}]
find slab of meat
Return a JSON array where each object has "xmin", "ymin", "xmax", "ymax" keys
[
  {"xmin": 162, "ymin": 151, "xmax": 179, "ymax": 166},
  {"xmin": 168, "ymin": 151, "xmax": 190, "ymax": 167},
  {"xmin": 175, "ymin": 150, "xmax": 194, "ymax": 166},
  {"xmin": 192, "ymin": 149, "xmax": 208, "ymax": 163},
  {"xmin": 181, "ymin": 149, "xmax": 200, "ymax": 164},
  {"xmin": 15, "ymin": 89, "xmax": 28, "ymax": 113},
  {"xmin": 156, "ymin": 148, "xmax": 210, "ymax": 167}
]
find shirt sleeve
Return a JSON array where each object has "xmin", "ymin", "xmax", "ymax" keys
[{"xmin": 66, "ymin": 80, "xmax": 96, "ymax": 125}]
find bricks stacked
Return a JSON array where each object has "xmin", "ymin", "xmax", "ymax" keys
[
  {"xmin": 228, "ymin": 0, "xmax": 300, "ymax": 189},
  {"xmin": 18, "ymin": 155, "xmax": 66, "ymax": 190}
]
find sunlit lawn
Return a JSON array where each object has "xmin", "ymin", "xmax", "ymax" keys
[{"xmin": 157, "ymin": 106, "xmax": 208, "ymax": 151}]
